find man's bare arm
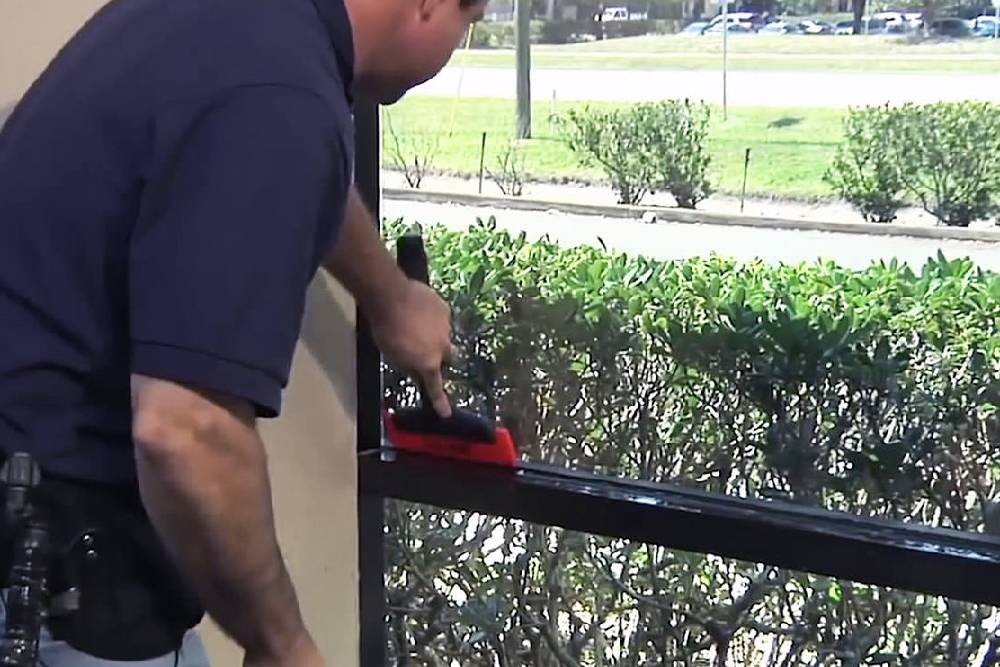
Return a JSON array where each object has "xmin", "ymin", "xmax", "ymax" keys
[
  {"xmin": 324, "ymin": 186, "xmax": 454, "ymax": 417},
  {"xmin": 131, "ymin": 375, "xmax": 321, "ymax": 667},
  {"xmin": 324, "ymin": 187, "xmax": 409, "ymax": 324}
]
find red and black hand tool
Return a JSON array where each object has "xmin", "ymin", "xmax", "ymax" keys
[{"xmin": 383, "ymin": 234, "xmax": 518, "ymax": 467}]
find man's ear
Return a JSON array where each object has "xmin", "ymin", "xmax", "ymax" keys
[{"xmin": 417, "ymin": 0, "xmax": 452, "ymax": 22}]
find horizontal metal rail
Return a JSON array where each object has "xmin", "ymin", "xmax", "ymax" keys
[{"xmin": 360, "ymin": 447, "xmax": 1000, "ymax": 607}]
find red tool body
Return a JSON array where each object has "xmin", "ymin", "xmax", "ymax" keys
[
  {"xmin": 384, "ymin": 408, "xmax": 518, "ymax": 466},
  {"xmin": 383, "ymin": 234, "xmax": 519, "ymax": 468}
]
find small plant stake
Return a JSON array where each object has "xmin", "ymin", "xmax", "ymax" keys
[
  {"xmin": 478, "ymin": 132, "xmax": 487, "ymax": 195},
  {"xmin": 741, "ymin": 148, "xmax": 751, "ymax": 214}
]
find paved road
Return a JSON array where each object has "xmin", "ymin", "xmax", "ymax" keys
[
  {"xmin": 410, "ymin": 67, "xmax": 1000, "ymax": 107},
  {"xmin": 382, "ymin": 198, "xmax": 1000, "ymax": 272}
]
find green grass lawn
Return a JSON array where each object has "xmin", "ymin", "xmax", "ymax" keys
[
  {"xmin": 449, "ymin": 34, "xmax": 1000, "ymax": 73},
  {"xmin": 383, "ymin": 97, "xmax": 845, "ymax": 199}
]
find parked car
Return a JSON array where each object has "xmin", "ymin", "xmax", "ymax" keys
[
  {"xmin": 681, "ymin": 20, "xmax": 711, "ymax": 34},
  {"xmin": 973, "ymin": 21, "xmax": 998, "ymax": 36},
  {"xmin": 972, "ymin": 15, "xmax": 999, "ymax": 36},
  {"xmin": 706, "ymin": 11, "xmax": 766, "ymax": 31},
  {"xmin": 834, "ymin": 19, "xmax": 855, "ymax": 33},
  {"xmin": 866, "ymin": 17, "xmax": 890, "ymax": 32},
  {"xmin": 834, "ymin": 17, "xmax": 888, "ymax": 34},
  {"xmin": 930, "ymin": 17, "xmax": 973, "ymax": 36},
  {"xmin": 873, "ymin": 10, "xmax": 921, "ymax": 32},
  {"xmin": 760, "ymin": 20, "xmax": 804, "ymax": 33},
  {"xmin": 704, "ymin": 21, "xmax": 755, "ymax": 33},
  {"xmin": 601, "ymin": 6, "xmax": 629, "ymax": 21},
  {"xmin": 798, "ymin": 18, "xmax": 834, "ymax": 34}
]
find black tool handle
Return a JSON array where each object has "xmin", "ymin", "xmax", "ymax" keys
[
  {"xmin": 396, "ymin": 235, "xmax": 435, "ymax": 413},
  {"xmin": 393, "ymin": 235, "xmax": 497, "ymax": 444},
  {"xmin": 396, "ymin": 235, "xmax": 430, "ymax": 285}
]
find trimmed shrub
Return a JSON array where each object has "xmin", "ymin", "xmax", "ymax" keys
[
  {"xmin": 641, "ymin": 100, "xmax": 713, "ymax": 209},
  {"xmin": 537, "ymin": 19, "xmax": 579, "ymax": 43},
  {"xmin": 825, "ymin": 105, "xmax": 906, "ymax": 223},
  {"xmin": 468, "ymin": 20, "xmax": 554, "ymax": 47},
  {"xmin": 559, "ymin": 101, "xmax": 714, "ymax": 208},
  {"xmin": 385, "ymin": 217, "xmax": 999, "ymax": 519},
  {"xmin": 828, "ymin": 101, "xmax": 1000, "ymax": 227},
  {"xmin": 893, "ymin": 101, "xmax": 1000, "ymax": 227},
  {"xmin": 602, "ymin": 18, "xmax": 657, "ymax": 38},
  {"xmin": 467, "ymin": 21, "xmax": 514, "ymax": 48},
  {"xmin": 383, "ymin": 112, "xmax": 437, "ymax": 189},
  {"xmin": 487, "ymin": 140, "xmax": 526, "ymax": 197},
  {"xmin": 559, "ymin": 105, "xmax": 656, "ymax": 205},
  {"xmin": 383, "ymin": 217, "xmax": 1000, "ymax": 665}
]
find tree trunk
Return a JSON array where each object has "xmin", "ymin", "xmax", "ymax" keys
[
  {"xmin": 852, "ymin": 0, "xmax": 866, "ymax": 34},
  {"xmin": 515, "ymin": 0, "xmax": 532, "ymax": 138},
  {"xmin": 923, "ymin": 0, "xmax": 937, "ymax": 36},
  {"xmin": 716, "ymin": 638, "xmax": 730, "ymax": 667}
]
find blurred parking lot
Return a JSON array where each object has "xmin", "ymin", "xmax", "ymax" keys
[{"xmin": 413, "ymin": 66, "xmax": 1000, "ymax": 106}]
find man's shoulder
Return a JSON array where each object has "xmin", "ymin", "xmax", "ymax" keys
[{"xmin": 72, "ymin": 0, "xmax": 349, "ymax": 109}]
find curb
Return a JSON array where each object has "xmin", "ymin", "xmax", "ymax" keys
[{"xmin": 383, "ymin": 188, "xmax": 1000, "ymax": 244}]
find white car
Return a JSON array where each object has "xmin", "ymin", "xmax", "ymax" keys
[
  {"xmin": 873, "ymin": 11, "xmax": 919, "ymax": 32},
  {"xmin": 973, "ymin": 15, "xmax": 999, "ymax": 30},
  {"xmin": 834, "ymin": 17, "xmax": 888, "ymax": 34},
  {"xmin": 706, "ymin": 12, "xmax": 762, "ymax": 30},
  {"xmin": 601, "ymin": 6, "xmax": 629, "ymax": 21},
  {"xmin": 797, "ymin": 18, "xmax": 833, "ymax": 34},
  {"xmin": 761, "ymin": 20, "xmax": 800, "ymax": 34}
]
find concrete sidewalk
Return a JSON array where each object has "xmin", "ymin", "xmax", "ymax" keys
[{"xmin": 383, "ymin": 195, "xmax": 1000, "ymax": 272}]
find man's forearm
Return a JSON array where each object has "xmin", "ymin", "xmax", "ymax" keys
[
  {"xmin": 132, "ymin": 376, "xmax": 308, "ymax": 661},
  {"xmin": 323, "ymin": 185, "xmax": 407, "ymax": 319},
  {"xmin": 325, "ymin": 185, "xmax": 455, "ymax": 415}
]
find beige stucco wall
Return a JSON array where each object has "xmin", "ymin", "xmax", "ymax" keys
[
  {"xmin": 0, "ymin": 4, "xmax": 361, "ymax": 665},
  {"xmin": 205, "ymin": 276, "xmax": 360, "ymax": 666}
]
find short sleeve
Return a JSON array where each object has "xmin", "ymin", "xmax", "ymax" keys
[{"xmin": 130, "ymin": 85, "xmax": 347, "ymax": 417}]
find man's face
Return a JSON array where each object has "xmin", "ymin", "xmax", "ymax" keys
[{"xmin": 358, "ymin": 0, "xmax": 487, "ymax": 103}]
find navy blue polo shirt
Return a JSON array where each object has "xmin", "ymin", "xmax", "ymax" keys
[{"xmin": 0, "ymin": 0, "xmax": 355, "ymax": 483}]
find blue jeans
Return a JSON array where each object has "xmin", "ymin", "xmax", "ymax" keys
[{"xmin": 0, "ymin": 606, "xmax": 211, "ymax": 667}]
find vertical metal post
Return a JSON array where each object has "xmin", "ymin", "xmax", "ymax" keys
[
  {"xmin": 515, "ymin": 0, "xmax": 532, "ymax": 139},
  {"xmin": 353, "ymin": 97, "xmax": 386, "ymax": 667},
  {"xmin": 550, "ymin": 90, "xmax": 557, "ymax": 134},
  {"xmin": 721, "ymin": 0, "xmax": 729, "ymax": 120}
]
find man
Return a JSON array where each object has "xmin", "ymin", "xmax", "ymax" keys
[{"xmin": 0, "ymin": 0, "xmax": 486, "ymax": 664}]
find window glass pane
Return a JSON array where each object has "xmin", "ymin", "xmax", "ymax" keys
[
  {"xmin": 387, "ymin": 501, "xmax": 1000, "ymax": 666},
  {"xmin": 379, "ymin": 4, "xmax": 1000, "ymax": 535}
]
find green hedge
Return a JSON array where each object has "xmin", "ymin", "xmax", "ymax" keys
[
  {"xmin": 827, "ymin": 102, "xmax": 1000, "ymax": 227},
  {"xmin": 468, "ymin": 19, "xmax": 585, "ymax": 48},
  {"xmin": 384, "ymin": 217, "xmax": 1000, "ymax": 665},
  {"xmin": 601, "ymin": 18, "xmax": 657, "ymax": 39},
  {"xmin": 386, "ymin": 217, "xmax": 999, "ymax": 514}
]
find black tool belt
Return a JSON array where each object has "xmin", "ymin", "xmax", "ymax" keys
[{"xmin": 0, "ymin": 474, "xmax": 204, "ymax": 661}]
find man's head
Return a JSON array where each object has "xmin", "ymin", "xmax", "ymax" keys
[{"xmin": 344, "ymin": 0, "xmax": 487, "ymax": 103}]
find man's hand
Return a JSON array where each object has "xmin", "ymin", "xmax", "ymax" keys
[
  {"xmin": 323, "ymin": 186, "xmax": 456, "ymax": 418},
  {"xmin": 367, "ymin": 279, "xmax": 456, "ymax": 418}
]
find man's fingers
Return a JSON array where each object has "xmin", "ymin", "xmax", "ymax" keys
[{"xmin": 421, "ymin": 368, "xmax": 452, "ymax": 418}]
